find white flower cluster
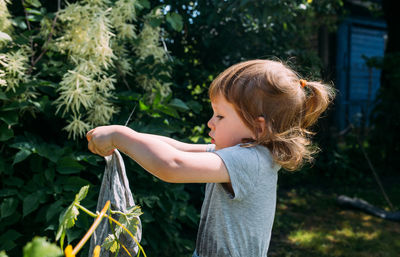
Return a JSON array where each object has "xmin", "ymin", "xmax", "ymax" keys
[
  {"xmin": 54, "ymin": 0, "xmax": 173, "ymax": 139},
  {"xmin": 0, "ymin": 0, "xmax": 18, "ymax": 89},
  {"xmin": 54, "ymin": 0, "xmax": 136, "ymax": 139},
  {"xmin": 0, "ymin": 48, "xmax": 30, "ymax": 91},
  {"xmin": 111, "ymin": 0, "xmax": 138, "ymax": 40},
  {"xmin": 136, "ymin": 23, "xmax": 166, "ymax": 63},
  {"xmin": 0, "ymin": 0, "xmax": 12, "ymax": 35}
]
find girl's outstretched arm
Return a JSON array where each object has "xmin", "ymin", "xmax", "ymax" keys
[
  {"xmin": 86, "ymin": 125, "xmax": 229, "ymax": 184},
  {"xmin": 141, "ymin": 133, "xmax": 208, "ymax": 152}
]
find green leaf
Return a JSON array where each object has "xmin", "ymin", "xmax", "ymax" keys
[
  {"xmin": 168, "ymin": 98, "xmax": 189, "ymax": 111},
  {"xmin": 0, "ymin": 250, "xmax": 8, "ymax": 257},
  {"xmin": 10, "ymin": 141, "xmax": 35, "ymax": 151},
  {"xmin": 11, "ymin": 17, "xmax": 27, "ymax": 30},
  {"xmin": 46, "ymin": 200, "xmax": 64, "ymax": 222},
  {"xmin": 0, "ymin": 92, "xmax": 7, "ymax": 100},
  {"xmin": 0, "ymin": 111, "xmax": 18, "ymax": 126},
  {"xmin": 3, "ymin": 177, "xmax": 24, "ymax": 187},
  {"xmin": 25, "ymin": 0, "xmax": 42, "ymax": 8},
  {"xmin": 23, "ymin": 237, "xmax": 62, "ymax": 257},
  {"xmin": 158, "ymin": 105, "xmax": 179, "ymax": 118},
  {"xmin": 0, "ymin": 123, "xmax": 13, "ymax": 141},
  {"xmin": 148, "ymin": 17, "xmax": 163, "ymax": 28},
  {"xmin": 103, "ymin": 206, "xmax": 142, "ymax": 253},
  {"xmin": 0, "ymin": 32, "xmax": 12, "ymax": 42},
  {"xmin": 23, "ymin": 192, "xmax": 44, "ymax": 217},
  {"xmin": 63, "ymin": 177, "xmax": 91, "ymax": 192},
  {"xmin": 0, "ymin": 189, "xmax": 18, "ymax": 197},
  {"xmin": 36, "ymin": 143, "xmax": 64, "ymax": 163},
  {"xmin": 1, "ymin": 198, "xmax": 19, "ymax": 219},
  {"xmin": 0, "ymin": 230, "xmax": 22, "ymax": 251},
  {"xmin": 136, "ymin": 0, "xmax": 150, "ymax": 9},
  {"xmin": 13, "ymin": 149, "xmax": 32, "ymax": 165},
  {"xmin": 102, "ymin": 234, "xmax": 119, "ymax": 253},
  {"xmin": 76, "ymin": 153, "xmax": 101, "ymax": 165},
  {"xmin": 74, "ymin": 185, "xmax": 89, "ymax": 202},
  {"xmin": 56, "ymin": 204, "xmax": 79, "ymax": 242},
  {"xmin": 56, "ymin": 185, "xmax": 89, "ymax": 243},
  {"xmin": 139, "ymin": 100, "xmax": 149, "ymax": 111},
  {"xmin": 166, "ymin": 13, "xmax": 183, "ymax": 31},
  {"xmin": 186, "ymin": 100, "xmax": 203, "ymax": 114},
  {"xmin": 56, "ymin": 157, "xmax": 85, "ymax": 174},
  {"xmin": 26, "ymin": 8, "xmax": 42, "ymax": 16},
  {"xmin": 44, "ymin": 167, "xmax": 55, "ymax": 182}
]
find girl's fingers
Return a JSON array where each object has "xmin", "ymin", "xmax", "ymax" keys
[
  {"xmin": 105, "ymin": 149, "xmax": 115, "ymax": 156},
  {"xmin": 88, "ymin": 140, "xmax": 100, "ymax": 155},
  {"xmin": 86, "ymin": 127, "xmax": 113, "ymax": 156},
  {"xmin": 88, "ymin": 140, "xmax": 113, "ymax": 157},
  {"xmin": 86, "ymin": 129, "xmax": 95, "ymax": 141}
]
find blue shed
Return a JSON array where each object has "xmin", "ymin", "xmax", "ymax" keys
[{"xmin": 335, "ymin": 17, "xmax": 387, "ymax": 130}]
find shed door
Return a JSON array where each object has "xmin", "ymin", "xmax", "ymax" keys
[{"xmin": 347, "ymin": 24, "xmax": 386, "ymax": 126}]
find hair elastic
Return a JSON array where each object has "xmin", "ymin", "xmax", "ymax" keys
[{"xmin": 299, "ymin": 79, "xmax": 307, "ymax": 88}]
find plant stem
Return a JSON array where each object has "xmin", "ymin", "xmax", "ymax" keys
[
  {"xmin": 72, "ymin": 200, "xmax": 110, "ymax": 256},
  {"xmin": 75, "ymin": 203, "xmax": 97, "ymax": 218}
]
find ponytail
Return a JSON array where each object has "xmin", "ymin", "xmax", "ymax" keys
[{"xmin": 301, "ymin": 81, "xmax": 336, "ymax": 129}]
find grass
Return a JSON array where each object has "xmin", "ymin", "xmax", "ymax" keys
[{"xmin": 269, "ymin": 173, "xmax": 400, "ymax": 257}]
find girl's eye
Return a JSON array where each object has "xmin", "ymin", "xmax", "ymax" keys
[{"xmin": 216, "ymin": 115, "xmax": 224, "ymax": 120}]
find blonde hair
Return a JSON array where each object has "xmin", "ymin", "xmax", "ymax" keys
[{"xmin": 209, "ymin": 59, "xmax": 335, "ymax": 171}]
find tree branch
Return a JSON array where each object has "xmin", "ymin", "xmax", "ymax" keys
[{"xmin": 28, "ymin": 0, "xmax": 61, "ymax": 74}]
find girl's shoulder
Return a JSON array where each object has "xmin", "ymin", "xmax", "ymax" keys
[{"xmin": 216, "ymin": 143, "xmax": 280, "ymax": 172}]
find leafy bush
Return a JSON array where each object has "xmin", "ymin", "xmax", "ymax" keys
[{"xmin": 0, "ymin": 1, "xmax": 198, "ymax": 256}]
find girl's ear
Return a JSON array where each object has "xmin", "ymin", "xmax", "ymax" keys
[{"xmin": 256, "ymin": 116, "xmax": 266, "ymax": 135}]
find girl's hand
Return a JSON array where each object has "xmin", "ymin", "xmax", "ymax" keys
[{"xmin": 86, "ymin": 125, "xmax": 117, "ymax": 156}]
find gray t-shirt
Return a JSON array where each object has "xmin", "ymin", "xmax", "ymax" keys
[{"xmin": 195, "ymin": 144, "xmax": 280, "ymax": 257}]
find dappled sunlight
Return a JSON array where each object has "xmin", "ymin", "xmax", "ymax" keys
[
  {"xmin": 288, "ymin": 229, "xmax": 332, "ymax": 254},
  {"xmin": 270, "ymin": 187, "xmax": 400, "ymax": 257},
  {"xmin": 335, "ymin": 227, "xmax": 379, "ymax": 240},
  {"xmin": 283, "ymin": 189, "xmax": 309, "ymax": 209},
  {"xmin": 286, "ymin": 225, "xmax": 382, "ymax": 256}
]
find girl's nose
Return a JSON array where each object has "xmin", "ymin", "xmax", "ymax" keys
[{"xmin": 207, "ymin": 118, "xmax": 214, "ymax": 130}]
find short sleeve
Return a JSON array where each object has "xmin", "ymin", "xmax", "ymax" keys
[
  {"xmin": 214, "ymin": 145, "xmax": 260, "ymax": 200},
  {"xmin": 206, "ymin": 144, "xmax": 216, "ymax": 152}
]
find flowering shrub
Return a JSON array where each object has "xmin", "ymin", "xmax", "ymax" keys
[{"xmin": 0, "ymin": 1, "xmax": 194, "ymax": 256}]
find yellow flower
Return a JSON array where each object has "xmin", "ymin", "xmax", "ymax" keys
[
  {"xmin": 92, "ymin": 245, "xmax": 101, "ymax": 257},
  {"xmin": 64, "ymin": 245, "xmax": 75, "ymax": 257}
]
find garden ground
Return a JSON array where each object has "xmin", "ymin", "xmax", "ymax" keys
[{"xmin": 269, "ymin": 173, "xmax": 400, "ymax": 257}]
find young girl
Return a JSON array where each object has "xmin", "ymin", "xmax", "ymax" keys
[{"xmin": 86, "ymin": 59, "xmax": 335, "ymax": 257}]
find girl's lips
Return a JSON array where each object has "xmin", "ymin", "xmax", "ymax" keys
[{"xmin": 211, "ymin": 138, "xmax": 215, "ymax": 144}]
